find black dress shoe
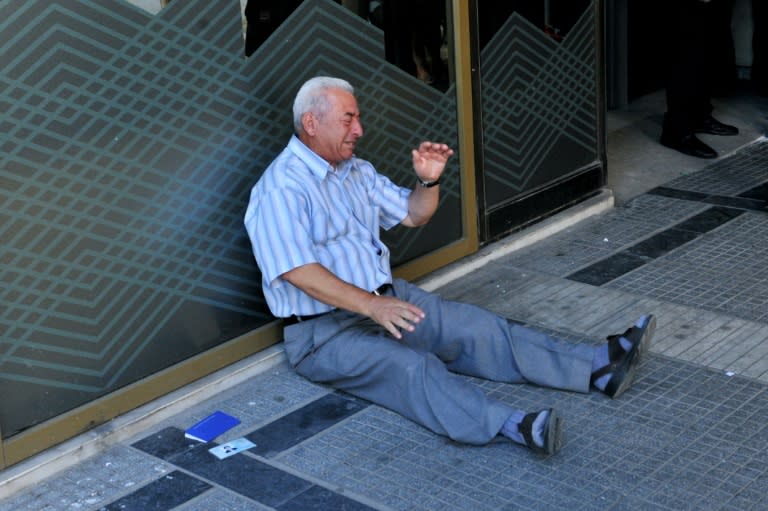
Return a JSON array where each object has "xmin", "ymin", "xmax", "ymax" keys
[
  {"xmin": 660, "ymin": 134, "xmax": 718, "ymax": 159},
  {"xmin": 695, "ymin": 116, "xmax": 739, "ymax": 136}
]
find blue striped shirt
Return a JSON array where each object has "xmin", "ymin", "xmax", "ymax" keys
[{"xmin": 244, "ymin": 135, "xmax": 411, "ymax": 317}]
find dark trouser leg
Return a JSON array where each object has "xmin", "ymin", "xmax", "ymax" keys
[
  {"xmin": 753, "ymin": 0, "xmax": 768, "ymax": 94},
  {"xmin": 662, "ymin": 1, "xmax": 724, "ymax": 139}
]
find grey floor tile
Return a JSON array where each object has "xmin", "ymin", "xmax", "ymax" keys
[
  {"xmin": 0, "ymin": 446, "xmax": 172, "ymax": 511},
  {"xmin": 264, "ymin": 354, "xmax": 768, "ymax": 511},
  {"xmin": 175, "ymin": 488, "xmax": 273, "ymax": 511}
]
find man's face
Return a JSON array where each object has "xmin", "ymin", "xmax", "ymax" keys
[{"xmin": 303, "ymin": 88, "xmax": 364, "ymax": 166}]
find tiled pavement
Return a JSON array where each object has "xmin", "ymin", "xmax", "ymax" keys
[{"xmin": 2, "ymin": 139, "xmax": 768, "ymax": 510}]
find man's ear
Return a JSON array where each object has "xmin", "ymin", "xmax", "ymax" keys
[{"xmin": 301, "ymin": 112, "xmax": 316, "ymax": 136}]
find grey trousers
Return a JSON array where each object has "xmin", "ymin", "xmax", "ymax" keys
[{"xmin": 283, "ymin": 278, "xmax": 594, "ymax": 445}]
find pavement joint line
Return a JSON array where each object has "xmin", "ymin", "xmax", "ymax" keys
[
  {"xmin": 418, "ymin": 189, "xmax": 615, "ymax": 292},
  {"xmin": 465, "ymin": 261, "xmax": 768, "ymax": 385}
]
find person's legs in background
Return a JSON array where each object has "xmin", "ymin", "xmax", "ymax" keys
[
  {"xmin": 752, "ymin": 0, "xmax": 768, "ymax": 96},
  {"xmin": 661, "ymin": 0, "xmax": 739, "ymax": 158}
]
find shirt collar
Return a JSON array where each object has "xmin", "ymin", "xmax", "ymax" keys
[{"xmin": 288, "ymin": 134, "xmax": 354, "ymax": 181}]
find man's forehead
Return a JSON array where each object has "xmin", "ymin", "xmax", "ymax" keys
[{"xmin": 326, "ymin": 89, "xmax": 359, "ymax": 116}]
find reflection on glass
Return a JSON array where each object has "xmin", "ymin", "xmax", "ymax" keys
[
  {"xmin": 477, "ymin": 0, "xmax": 592, "ymax": 50},
  {"xmin": 244, "ymin": 0, "xmax": 304, "ymax": 57},
  {"xmin": 124, "ymin": 0, "xmax": 169, "ymax": 14},
  {"xmin": 375, "ymin": 0, "xmax": 450, "ymax": 91},
  {"xmin": 243, "ymin": 0, "xmax": 452, "ymax": 91}
]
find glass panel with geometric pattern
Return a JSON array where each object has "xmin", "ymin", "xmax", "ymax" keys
[
  {"xmin": 0, "ymin": 0, "xmax": 462, "ymax": 439},
  {"xmin": 475, "ymin": 0, "xmax": 601, "ymax": 235}
]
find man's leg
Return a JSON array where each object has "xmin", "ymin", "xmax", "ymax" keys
[
  {"xmin": 394, "ymin": 280, "xmax": 595, "ymax": 393},
  {"xmin": 294, "ymin": 321, "xmax": 515, "ymax": 445},
  {"xmin": 395, "ymin": 279, "xmax": 654, "ymax": 399}
]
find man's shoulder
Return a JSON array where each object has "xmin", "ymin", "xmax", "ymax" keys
[{"xmin": 259, "ymin": 149, "xmax": 313, "ymax": 190}]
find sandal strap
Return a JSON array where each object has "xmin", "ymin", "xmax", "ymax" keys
[
  {"xmin": 609, "ymin": 323, "xmax": 647, "ymax": 341},
  {"xmin": 519, "ymin": 412, "xmax": 538, "ymax": 449},
  {"xmin": 590, "ymin": 332, "xmax": 628, "ymax": 383},
  {"xmin": 606, "ymin": 333, "xmax": 628, "ymax": 361},
  {"xmin": 520, "ymin": 408, "xmax": 560, "ymax": 455},
  {"xmin": 590, "ymin": 360, "xmax": 617, "ymax": 384},
  {"xmin": 591, "ymin": 332, "xmax": 632, "ymax": 385}
]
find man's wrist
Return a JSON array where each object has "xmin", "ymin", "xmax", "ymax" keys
[{"xmin": 417, "ymin": 176, "xmax": 440, "ymax": 188}]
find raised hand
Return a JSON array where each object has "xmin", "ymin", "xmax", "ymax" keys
[{"xmin": 412, "ymin": 141, "xmax": 454, "ymax": 183}]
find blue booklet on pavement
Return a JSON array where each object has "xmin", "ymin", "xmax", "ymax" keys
[{"xmin": 184, "ymin": 411, "xmax": 240, "ymax": 442}]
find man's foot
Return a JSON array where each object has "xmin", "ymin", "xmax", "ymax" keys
[
  {"xmin": 591, "ymin": 315, "xmax": 656, "ymax": 398},
  {"xmin": 519, "ymin": 408, "xmax": 564, "ymax": 457},
  {"xmin": 694, "ymin": 115, "xmax": 739, "ymax": 136},
  {"xmin": 660, "ymin": 134, "xmax": 718, "ymax": 159}
]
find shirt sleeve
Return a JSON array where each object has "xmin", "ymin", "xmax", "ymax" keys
[
  {"xmin": 365, "ymin": 163, "xmax": 411, "ymax": 230},
  {"xmin": 245, "ymin": 186, "xmax": 318, "ymax": 286}
]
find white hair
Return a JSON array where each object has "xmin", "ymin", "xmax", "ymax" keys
[{"xmin": 292, "ymin": 76, "xmax": 355, "ymax": 132}]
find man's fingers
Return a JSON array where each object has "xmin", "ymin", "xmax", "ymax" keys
[
  {"xmin": 384, "ymin": 316, "xmax": 414, "ymax": 340},
  {"xmin": 386, "ymin": 323, "xmax": 403, "ymax": 340},
  {"xmin": 369, "ymin": 297, "xmax": 425, "ymax": 339},
  {"xmin": 393, "ymin": 314, "xmax": 417, "ymax": 333}
]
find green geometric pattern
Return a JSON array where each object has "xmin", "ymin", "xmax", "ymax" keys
[
  {"xmin": 480, "ymin": 3, "xmax": 598, "ymax": 207},
  {"xmin": 0, "ymin": 0, "xmax": 461, "ymax": 436}
]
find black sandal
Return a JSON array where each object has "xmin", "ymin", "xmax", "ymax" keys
[
  {"xmin": 519, "ymin": 408, "xmax": 564, "ymax": 457},
  {"xmin": 591, "ymin": 315, "xmax": 656, "ymax": 398}
]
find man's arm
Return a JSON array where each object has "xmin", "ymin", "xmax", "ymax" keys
[
  {"xmin": 281, "ymin": 263, "xmax": 425, "ymax": 339},
  {"xmin": 401, "ymin": 142, "xmax": 454, "ymax": 227},
  {"xmin": 281, "ymin": 142, "xmax": 454, "ymax": 337}
]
